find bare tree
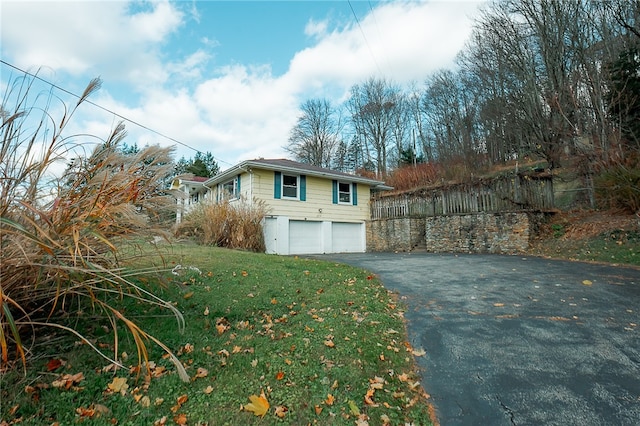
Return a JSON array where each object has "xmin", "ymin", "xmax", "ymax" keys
[
  {"xmin": 347, "ymin": 78, "xmax": 401, "ymax": 176},
  {"xmin": 285, "ymin": 99, "xmax": 343, "ymax": 168}
]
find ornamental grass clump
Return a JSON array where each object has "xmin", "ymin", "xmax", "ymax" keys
[
  {"xmin": 175, "ymin": 198, "xmax": 268, "ymax": 252},
  {"xmin": 0, "ymin": 74, "xmax": 188, "ymax": 381}
]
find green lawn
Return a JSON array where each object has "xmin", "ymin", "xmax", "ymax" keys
[{"xmin": 1, "ymin": 244, "xmax": 433, "ymax": 425}]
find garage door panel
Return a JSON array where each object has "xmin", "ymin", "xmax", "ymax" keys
[
  {"xmin": 332, "ymin": 222, "xmax": 363, "ymax": 253},
  {"xmin": 289, "ymin": 220, "xmax": 322, "ymax": 254}
]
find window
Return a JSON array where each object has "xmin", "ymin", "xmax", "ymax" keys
[
  {"xmin": 338, "ymin": 182, "xmax": 351, "ymax": 204},
  {"xmin": 274, "ymin": 172, "xmax": 306, "ymax": 201},
  {"xmin": 282, "ymin": 174, "xmax": 298, "ymax": 199},
  {"xmin": 332, "ymin": 180, "xmax": 357, "ymax": 206},
  {"xmin": 219, "ymin": 176, "xmax": 240, "ymax": 200}
]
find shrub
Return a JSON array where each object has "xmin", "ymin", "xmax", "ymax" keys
[
  {"xmin": 0, "ymin": 74, "xmax": 187, "ymax": 380},
  {"xmin": 385, "ymin": 162, "xmax": 441, "ymax": 191},
  {"xmin": 175, "ymin": 198, "xmax": 269, "ymax": 252},
  {"xmin": 594, "ymin": 157, "xmax": 640, "ymax": 213}
]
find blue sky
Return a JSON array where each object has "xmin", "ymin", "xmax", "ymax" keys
[{"xmin": 1, "ymin": 0, "xmax": 485, "ymax": 170}]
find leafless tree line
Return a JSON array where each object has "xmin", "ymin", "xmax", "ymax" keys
[{"xmin": 286, "ymin": 0, "xmax": 639, "ymax": 180}]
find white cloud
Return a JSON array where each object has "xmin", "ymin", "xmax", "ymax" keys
[
  {"xmin": 1, "ymin": 0, "xmax": 183, "ymax": 85},
  {"xmin": 1, "ymin": 0, "xmax": 485, "ymax": 170},
  {"xmin": 288, "ymin": 1, "xmax": 481, "ymax": 97},
  {"xmin": 305, "ymin": 19, "xmax": 329, "ymax": 39}
]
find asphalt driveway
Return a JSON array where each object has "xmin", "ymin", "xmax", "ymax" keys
[{"xmin": 315, "ymin": 252, "xmax": 640, "ymax": 426}]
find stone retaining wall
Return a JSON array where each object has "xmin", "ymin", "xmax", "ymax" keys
[
  {"xmin": 366, "ymin": 217, "xmax": 424, "ymax": 252},
  {"xmin": 367, "ymin": 212, "xmax": 543, "ymax": 254}
]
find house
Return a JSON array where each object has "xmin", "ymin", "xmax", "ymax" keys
[
  {"xmin": 190, "ymin": 158, "xmax": 389, "ymax": 255},
  {"xmin": 170, "ymin": 174, "xmax": 209, "ymax": 223}
]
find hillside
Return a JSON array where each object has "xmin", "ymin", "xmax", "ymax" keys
[{"xmin": 528, "ymin": 209, "xmax": 639, "ymax": 267}]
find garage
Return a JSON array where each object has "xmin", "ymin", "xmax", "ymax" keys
[
  {"xmin": 263, "ymin": 217, "xmax": 366, "ymax": 255},
  {"xmin": 289, "ymin": 220, "xmax": 323, "ymax": 254},
  {"xmin": 331, "ymin": 222, "xmax": 364, "ymax": 253}
]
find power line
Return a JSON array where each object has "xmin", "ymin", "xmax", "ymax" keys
[
  {"xmin": 0, "ymin": 59, "xmax": 233, "ymax": 166},
  {"xmin": 367, "ymin": 0, "xmax": 394, "ymax": 77},
  {"xmin": 347, "ymin": 0, "xmax": 383, "ymax": 76}
]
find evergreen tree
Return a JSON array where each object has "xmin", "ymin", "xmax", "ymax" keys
[
  {"xmin": 607, "ymin": 46, "xmax": 640, "ymax": 149},
  {"xmin": 175, "ymin": 151, "xmax": 220, "ymax": 178}
]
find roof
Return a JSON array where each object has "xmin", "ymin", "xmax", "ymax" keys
[
  {"xmin": 204, "ymin": 158, "xmax": 391, "ymax": 190},
  {"xmin": 170, "ymin": 174, "xmax": 209, "ymax": 190}
]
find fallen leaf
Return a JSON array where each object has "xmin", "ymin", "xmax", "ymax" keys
[
  {"xmin": 215, "ymin": 318, "xmax": 230, "ymax": 335},
  {"xmin": 107, "ymin": 377, "xmax": 128, "ymax": 394},
  {"xmin": 355, "ymin": 414, "xmax": 370, "ymax": 426},
  {"xmin": 194, "ymin": 367, "xmax": 208, "ymax": 379},
  {"xmin": 76, "ymin": 406, "xmax": 96, "ymax": 418},
  {"xmin": 324, "ymin": 339, "xmax": 335, "ymax": 348},
  {"xmin": 204, "ymin": 307, "xmax": 209, "ymax": 316},
  {"xmin": 582, "ymin": 279, "xmax": 593, "ymax": 286},
  {"xmin": 139, "ymin": 396, "xmax": 151, "ymax": 408},
  {"xmin": 493, "ymin": 302, "xmax": 505, "ymax": 307},
  {"xmin": 244, "ymin": 392, "xmax": 269, "ymax": 417},
  {"xmin": 173, "ymin": 413, "xmax": 187, "ymax": 425},
  {"xmin": 183, "ymin": 292, "xmax": 194, "ymax": 299},
  {"xmin": 412, "ymin": 347, "xmax": 427, "ymax": 357},
  {"xmin": 241, "ymin": 270, "xmax": 249, "ymax": 277},
  {"xmin": 251, "ymin": 359, "xmax": 258, "ymax": 368},
  {"xmin": 203, "ymin": 386, "xmax": 214, "ymax": 394},
  {"xmin": 275, "ymin": 371, "xmax": 285, "ymax": 380},
  {"xmin": 325, "ymin": 394, "xmax": 335, "ymax": 405},
  {"xmin": 274, "ymin": 405, "xmax": 288, "ymax": 418},
  {"xmin": 314, "ymin": 405, "xmax": 323, "ymax": 415},
  {"xmin": 46, "ymin": 359, "xmax": 63, "ymax": 371},
  {"xmin": 364, "ymin": 388, "xmax": 377, "ymax": 406},
  {"xmin": 348, "ymin": 400, "xmax": 360, "ymax": 416},
  {"xmin": 51, "ymin": 373, "xmax": 84, "ymax": 390}
]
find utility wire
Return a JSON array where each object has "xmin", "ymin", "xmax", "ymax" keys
[
  {"xmin": 347, "ymin": 0, "xmax": 383, "ymax": 76},
  {"xmin": 0, "ymin": 59, "xmax": 233, "ymax": 166},
  {"xmin": 367, "ymin": 0, "xmax": 394, "ymax": 77}
]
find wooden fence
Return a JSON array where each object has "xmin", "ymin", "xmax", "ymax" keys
[{"xmin": 371, "ymin": 174, "xmax": 554, "ymax": 220}]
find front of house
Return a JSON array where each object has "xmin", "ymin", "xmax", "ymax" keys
[{"xmin": 175, "ymin": 158, "xmax": 389, "ymax": 255}]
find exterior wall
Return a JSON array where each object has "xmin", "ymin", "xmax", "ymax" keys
[
  {"xmin": 249, "ymin": 169, "xmax": 371, "ymax": 223},
  {"xmin": 367, "ymin": 212, "xmax": 542, "ymax": 254}
]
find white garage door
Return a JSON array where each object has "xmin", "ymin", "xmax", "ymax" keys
[
  {"xmin": 332, "ymin": 222, "xmax": 364, "ymax": 253},
  {"xmin": 289, "ymin": 220, "xmax": 323, "ymax": 254}
]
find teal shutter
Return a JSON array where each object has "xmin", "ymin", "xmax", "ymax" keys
[
  {"xmin": 332, "ymin": 180, "xmax": 338, "ymax": 204},
  {"xmin": 237, "ymin": 174, "xmax": 241, "ymax": 196},
  {"xmin": 274, "ymin": 172, "xmax": 281, "ymax": 199},
  {"xmin": 352, "ymin": 182, "xmax": 358, "ymax": 205},
  {"xmin": 300, "ymin": 175, "xmax": 306, "ymax": 201}
]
